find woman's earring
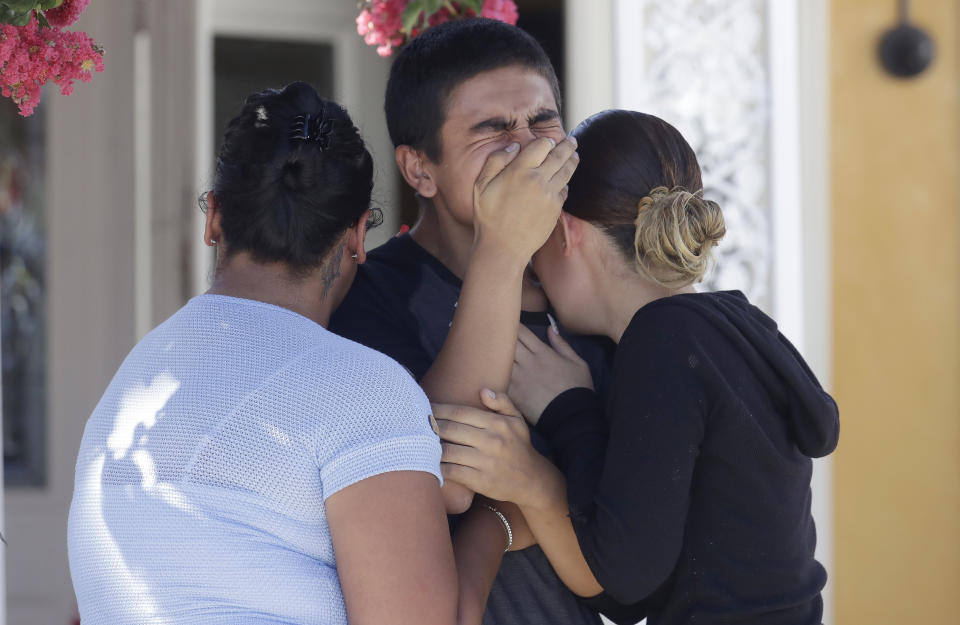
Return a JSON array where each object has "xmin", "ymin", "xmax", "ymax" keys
[
  {"xmin": 351, "ymin": 253, "xmax": 359, "ymax": 260},
  {"xmin": 209, "ymin": 239, "xmax": 217, "ymax": 246}
]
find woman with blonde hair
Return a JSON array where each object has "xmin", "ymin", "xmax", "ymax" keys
[{"xmin": 436, "ymin": 110, "xmax": 840, "ymax": 625}]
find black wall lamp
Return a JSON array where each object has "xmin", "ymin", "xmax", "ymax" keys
[{"xmin": 878, "ymin": 0, "xmax": 936, "ymax": 78}]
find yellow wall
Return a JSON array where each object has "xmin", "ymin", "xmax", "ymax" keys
[{"xmin": 831, "ymin": 0, "xmax": 960, "ymax": 622}]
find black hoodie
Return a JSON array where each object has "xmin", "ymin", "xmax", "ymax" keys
[{"xmin": 537, "ymin": 290, "xmax": 839, "ymax": 625}]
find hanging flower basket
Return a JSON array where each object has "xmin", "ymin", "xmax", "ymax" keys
[
  {"xmin": 357, "ymin": 0, "xmax": 519, "ymax": 57},
  {"xmin": 0, "ymin": 0, "xmax": 104, "ymax": 116}
]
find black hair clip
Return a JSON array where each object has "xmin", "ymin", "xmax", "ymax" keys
[
  {"xmin": 290, "ymin": 113, "xmax": 336, "ymax": 151},
  {"xmin": 290, "ymin": 113, "xmax": 313, "ymax": 142},
  {"xmin": 317, "ymin": 119, "xmax": 333, "ymax": 151}
]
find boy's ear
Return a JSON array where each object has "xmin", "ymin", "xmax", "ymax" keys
[{"xmin": 396, "ymin": 145, "xmax": 438, "ymax": 198}]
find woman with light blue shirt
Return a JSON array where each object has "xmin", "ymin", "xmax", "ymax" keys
[{"xmin": 67, "ymin": 82, "xmax": 564, "ymax": 625}]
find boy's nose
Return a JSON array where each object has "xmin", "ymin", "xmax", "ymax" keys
[
  {"xmin": 512, "ymin": 126, "xmax": 539, "ymax": 146},
  {"xmin": 512, "ymin": 127, "xmax": 566, "ymax": 148}
]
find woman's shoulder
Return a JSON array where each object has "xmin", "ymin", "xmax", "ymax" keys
[
  {"xmin": 616, "ymin": 291, "xmax": 755, "ymax": 376},
  {"xmin": 623, "ymin": 292, "xmax": 710, "ymax": 343},
  {"xmin": 625, "ymin": 291, "xmax": 751, "ymax": 340},
  {"xmin": 300, "ymin": 332, "xmax": 427, "ymax": 406}
]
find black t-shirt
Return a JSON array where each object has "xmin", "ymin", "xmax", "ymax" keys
[
  {"xmin": 331, "ymin": 233, "xmax": 611, "ymax": 625},
  {"xmin": 538, "ymin": 291, "xmax": 840, "ymax": 625}
]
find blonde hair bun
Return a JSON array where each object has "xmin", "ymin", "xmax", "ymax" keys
[{"xmin": 633, "ymin": 186, "xmax": 726, "ymax": 288}]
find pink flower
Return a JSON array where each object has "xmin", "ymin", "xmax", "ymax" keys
[
  {"xmin": 44, "ymin": 0, "xmax": 91, "ymax": 28},
  {"xmin": 0, "ymin": 14, "xmax": 104, "ymax": 116},
  {"xmin": 356, "ymin": 0, "xmax": 519, "ymax": 57},
  {"xmin": 480, "ymin": 0, "xmax": 518, "ymax": 24},
  {"xmin": 356, "ymin": 0, "xmax": 407, "ymax": 57}
]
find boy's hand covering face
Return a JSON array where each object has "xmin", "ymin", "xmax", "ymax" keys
[
  {"xmin": 417, "ymin": 66, "xmax": 568, "ymax": 228},
  {"xmin": 472, "ymin": 136, "xmax": 579, "ymax": 263}
]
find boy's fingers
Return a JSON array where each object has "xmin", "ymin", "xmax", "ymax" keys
[
  {"xmin": 550, "ymin": 151, "xmax": 580, "ymax": 190},
  {"xmin": 538, "ymin": 137, "xmax": 578, "ymax": 178},
  {"xmin": 475, "ymin": 142, "xmax": 521, "ymax": 194},
  {"xmin": 512, "ymin": 136, "xmax": 557, "ymax": 169}
]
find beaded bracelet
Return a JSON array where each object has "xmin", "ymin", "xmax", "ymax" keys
[{"xmin": 481, "ymin": 504, "xmax": 513, "ymax": 553}]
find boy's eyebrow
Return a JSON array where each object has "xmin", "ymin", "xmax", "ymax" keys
[
  {"xmin": 470, "ymin": 108, "xmax": 561, "ymax": 134},
  {"xmin": 527, "ymin": 108, "xmax": 561, "ymax": 125},
  {"xmin": 470, "ymin": 117, "xmax": 514, "ymax": 133}
]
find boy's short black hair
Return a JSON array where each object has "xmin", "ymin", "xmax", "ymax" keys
[{"xmin": 385, "ymin": 18, "xmax": 561, "ymax": 162}]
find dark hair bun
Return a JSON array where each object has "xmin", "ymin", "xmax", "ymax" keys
[{"xmin": 211, "ymin": 82, "xmax": 374, "ymax": 271}]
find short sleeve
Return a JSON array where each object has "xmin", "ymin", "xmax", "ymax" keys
[
  {"xmin": 311, "ymin": 347, "xmax": 443, "ymax": 500},
  {"xmin": 319, "ymin": 433, "xmax": 442, "ymax": 500}
]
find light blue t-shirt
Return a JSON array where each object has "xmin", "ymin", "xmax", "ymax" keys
[{"xmin": 68, "ymin": 294, "xmax": 442, "ymax": 624}]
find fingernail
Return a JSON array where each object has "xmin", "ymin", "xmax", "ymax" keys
[
  {"xmin": 568, "ymin": 136, "xmax": 578, "ymax": 147},
  {"xmin": 505, "ymin": 142, "xmax": 520, "ymax": 153},
  {"xmin": 573, "ymin": 151, "xmax": 580, "ymax": 160},
  {"xmin": 482, "ymin": 388, "xmax": 497, "ymax": 400},
  {"xmin": 547, "ymin": 137, "xmax": 556, "ymax": 148},
  {"xmin": 547, "ymin": 313, "xmax": 559, "ymax": 334}
]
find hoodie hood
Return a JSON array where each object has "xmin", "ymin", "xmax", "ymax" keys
[{"xmin": 669, "ymin": 291, "xmax": 839, "ymax": 458}]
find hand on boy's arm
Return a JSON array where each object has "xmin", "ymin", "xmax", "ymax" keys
[
  {"xmin": 435, "ymin": 391, "xmax": 552, "ymax": 510},
  {"xmin": 510, "ymin": 324, "xmax": 594, "ymax": 425},
  {"xmin": 436, "ymin": 390, "xmax": 603, "ymax": 599}
]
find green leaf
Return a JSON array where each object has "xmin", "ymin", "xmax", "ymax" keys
[
  {"xmin": 1, "ymin": 0, "xmax": 41, "ymax": 12},
  {"xmin": 0, "ymin": 8, "xmax": 34, "ymax": 26},
  {"xmin": 424, "ymin": 0, "xmax": 444, "ymax": 13},
  {"xmin": 38, "ymin": 0, "xmax": 63, "ymax": 10},
  {"xmin": 34, "ymin": 9, "xmax": 48, "ymax": 27},
  {"xmin": 401, "ymin": 0, "xmax": 425, "ymax": 34}
]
